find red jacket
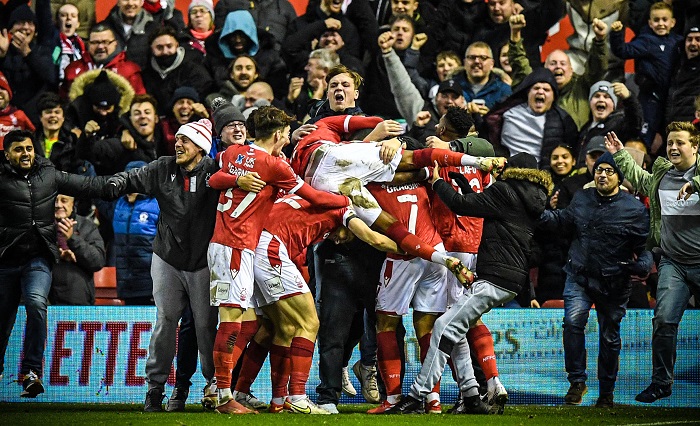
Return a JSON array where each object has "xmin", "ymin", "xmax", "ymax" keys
[
  {"xmin": 61, "ymin": 51, "xmax": 146, "ymax": 98},
  {"xmin": 0, "ymin": 106, "xmax": 36, "ymax": 150}
]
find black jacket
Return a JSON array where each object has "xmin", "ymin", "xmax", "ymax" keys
[
  {"xmin": 665, "ymin": 55, "xmax": 700, "ymax": 125},
  {"xmin": 50, "ymin": 214, "xmax": 106, "ymax": 305},
  {"xmin": 539, "ymin": 187, "xmax": 652, "ymax": 296},
  {"xmin": 0, "ymin": 156, "xmax": 111, "ymax": 265},
  {"xmin": 432, "ymin": 166, "xmax": 552, "ymax": 293},
  {"xmin": 110, "ymin": 155, "xmax": 219, "ymax": 271}
]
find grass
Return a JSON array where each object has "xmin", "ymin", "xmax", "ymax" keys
[{"xmin": 2, "ymin": 403, "xmax": 700, "ymax": 425}]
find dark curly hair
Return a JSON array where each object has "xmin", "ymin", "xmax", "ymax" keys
[{"xmin": 444, "ymin": 106, "xmax": 474, "ymax": 138}]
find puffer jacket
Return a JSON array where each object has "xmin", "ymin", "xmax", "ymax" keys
[
  {"xmin": 432, "ymin": 166, "xmax": 552, "ymax": 293},
  {"xmin": 539, "ymin": 187, "xmax": 652, "ymax": 292},
  {"xmin": 112, "ymin": 194, "xmax": 159, "ymax": 299},
  {"xmin": 0, "ymin": 156, "xmax": 111, "ymax": 265}
]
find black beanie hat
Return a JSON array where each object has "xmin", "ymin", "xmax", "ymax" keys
[
  {"xmin": 507, "ymin": 152, "xmax": 538, "ymax": 170},
  {"xmin": 593, "ymin": 151, "xmax": 624, "ymax": 182},
  {"xmin": 86, "ymin": 71, "xmax": 121, "ymax": 108},
  {"xmin": 8, "ymin": 5, "xmax": 36, "ymax": 29}
]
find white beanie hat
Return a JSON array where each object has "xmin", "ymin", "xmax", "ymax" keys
[
  {"xmin": 188, "ymin": 0, "xmax": 215, "ymax": 20},
  {"xmin": 176, "ymin": 118, "xmax": 213, "ymax": 154}
]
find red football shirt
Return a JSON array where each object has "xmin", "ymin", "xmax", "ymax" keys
[{"xmin": 367, "ymin": 182, "xmax": 442, "ymax": 260}]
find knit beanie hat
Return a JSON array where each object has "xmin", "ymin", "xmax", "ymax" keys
[
  {"xmin": 507, "ymin": 152, "xmax": 538, "ymax": 170},
  {"xmin": 0, "ymin": 71, "xmax": 12, "ymax": 100},
  {"xmin": 593, "ymin": 151, "xmax": 624, "ymax": 182},
  {"xmin": 170, "ymin": 86, "xmax": 199, "ymax": 109},
  {"xmin": 211, "ymin": 97, "xmax": 245, "ymax": 136},
  {"xmin": 176, "ymin": 118, "xmax": 213, "ymax": 153},
  {"xmin": 188, "ymin": 0, "xmax": 215, "ymax": 20},
  {"xmin": 125, "ymin": 160, "xmax": 147, "ymax": 172},
  {"xmin": 86, "ymin": 71, "xmax": 121, "ymax": 108},
  {"xmin": 589, "ymin": 80, "xmax": 618, "ymax": 109},
  {"xmin": 8, "ymin": 4, "xmax": 36, "ymax": 28}
]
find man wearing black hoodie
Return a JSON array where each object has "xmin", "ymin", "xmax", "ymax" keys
[
  {"xmin": 482, "ymin": 68, "xmax": 578, "ymax": 169},
  {"xmin": 385, "ymin": 152, "xmax": 552, "ymax": 415}
]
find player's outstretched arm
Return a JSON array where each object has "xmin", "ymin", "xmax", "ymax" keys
[{"xmin": 347, "ymin": 216, "xmax": 399, "ymax": 253}]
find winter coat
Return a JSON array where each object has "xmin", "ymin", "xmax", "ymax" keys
[
  {"xmin": 104, "ymin": 7, "xmax": 159, "ymax": 69},
  {"xmin": 50, "ymin": 214, "xmax": 105, "ymax": 305},
  {"xmin": 0, "ymin": 155, "xmax": 111, "ymax": 265},
  {"xmin": 34, "ymin": 124, "xmax": 83, "ymax": 173},
  {"xmin": 112, "ymin": 194, "xmax": 159, "ymax": 299},
  {"xmin": 539, "ymin": 187, "xmax": 652, "ymax": 296},
  {"xmin": 61, "ymin": 51, "xmax": 146, "ymax": 98},
  {"xmin": 452, "ymin": 70, "xmax": 511, "ymax": 110},
  {"xmin": 665, "ymin": 55, "xmax": 700, "ymax": 125},
  {"xmin": 482, "ymin": 68, "xmax": 578, "ymax": 168},
  {"xmin": 432, "ymin": 166, "xmax": 552, "ymax": 293},
  {"xmin": 109, "ymin": 155, "xmax": 219, "ymax": 271}
]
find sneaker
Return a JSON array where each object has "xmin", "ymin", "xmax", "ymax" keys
[
  {"xmin": 165, "ymin": 386, "xmax": 189, "ymax": 412},
  {"xmin": 215, "ymin": 398, "xmax": 257, "ymax": 414},
  {"xmin": 635, "ymin": 383, "xmax": 672, "ymax": 403},
  {"xmin": 20, "ymin": 370, "xmax": 44, "ymax": 398},
  {"xmin": 144, "ymin": 387, "xmax": 165, "ymax": 412},
  {"xmin": 565, "ymin": 382, "xmax": 588, "ymax": 405},
  {"xmin": 201, "ymin": 378, "xmax": 218, "ymax": 410},
  {"xmin": 234, "ymin": 391, "xmax": 267, "ymax": 410},
  {"xmin": 449, "ymin": 395, "xmax": 464, "ymax": 414},
  {"xmin": 341, "ymin": 366, "xmax": 357, "ymax": 397},
  {"xmin": 383, "ymin": 395, "xmax": 423, "ymax": 414},
  {"xmin": 353, "ymin": 360, "xmax": 381, "ymax": 404},
  {"xmin": 287, "ymin": 396, "xmax": 331, "ymax": 414},
  {"xmin": 596, "ymin": 392, "xmax": 614, "ymax": 408},
  {"xmin": 452, "ymin": 394, "xmax": 491, "ymax": 414},
  {"xmin": 487, "ymin": 376, "xmax": 508, "ymax": 414},
  {"xmin": 268, "ymin": 399, "xmax": 291, "ymax": 413},
  {"xmin": 425, "ymin": 399, "xmax": 442, "ymax": 414},
  {"xmin": 318, "ymin": 403, "xmax": 340, "ymax": 414},
  {"xmin": 367, "ymin": 399, "xmax": 396, "ymax": 414}
]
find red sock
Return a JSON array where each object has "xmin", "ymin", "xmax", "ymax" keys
[
  {"xmin": 234, "ymin": 339, "xmax": 270, "ymax": 394},
  {"xmin": 384, "ymin": 221, "xmax": 436, "ymax": 262},
  {"xmin": 467, "ymin": 324, "xmax": 498, "ymax": 380},
  {"xmin": 269, "ymin": 344, "xmax": 291, "ymax": 398},
  {"xmin": 289, "ymin": 337, "xmax": 315, "ymax": 396},
  {"xmin": 377, "ymin": 330, "xmax": 402, "ymax": 397},
  {"xmin": 418, "ymin": 333, "xmax": 440, "ymax": 394},
  {"xmin": 213, "ymin": 321, "xmax": 241, "ymax": 389},
  {"xmin": 412, "ymin": 148, "xmax": 465, "ymax": 168}
]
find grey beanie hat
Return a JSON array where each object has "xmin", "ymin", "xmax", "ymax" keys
[
  {"xmin": 211, "ymin": 97, "xmax": 245, "ymax": 136},
  {"xmin": 589, "ymin": 80, "xmax": 618, "ymax": 109}
]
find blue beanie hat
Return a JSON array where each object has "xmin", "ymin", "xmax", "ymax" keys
[{"xmin": 593, "ymin": 151, "xmax": 624, "ymax": 181}]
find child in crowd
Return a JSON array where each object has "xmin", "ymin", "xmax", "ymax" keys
[{"xmin": 610, "ymin": 2, "xmax": 683, "ymax": 151}]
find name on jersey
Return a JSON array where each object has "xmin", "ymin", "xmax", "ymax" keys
[
  {"xmin": 382, "ymin": 182, "xmax": 420, "ymax": 193},
  {"xmin": 226, "ymin": 162, "xmax": 252, "ymax": 178}
]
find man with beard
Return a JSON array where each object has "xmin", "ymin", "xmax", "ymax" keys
[
  {"xmin": 481, "ymin": 68, "xmax": 578, "ymax": 169},
  {"xmin": 665, "ymin": 26, "xmax": 700, "ymax": 126},
  {"xmin": 206, "ymin": 55, "xmax": 259, "ymax": 107},
  {"xmin": 451, "ymin": 42, "xmax": 511, "ymax": 112},
  {"xmin": 538, "ymin": 152, "xmax": 651, "ymax": 407},
  {"xmin": 508, "ymin": 12, "xmax": 609, "ymax": 130},
  {"xmin": 142, "ymin": 25, "xmax": 214, "ymax": 116},
  {"xmin": 62, "ymin": 23, "xmax": 145, "ymax": 97}
]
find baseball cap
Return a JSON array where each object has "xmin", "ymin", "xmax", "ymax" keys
[
  {"xmin": 438, "ymin": 79, "xmax": 462, "ymax": 96},
  {"xmin": 585, "ymin": 136, "xmax": 607, "ymax": 154}
]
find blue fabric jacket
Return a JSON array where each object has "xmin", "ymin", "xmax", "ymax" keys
[
  {"xmin": 539, "ymin": 187, "xmax": 652, "ymax": 295},
  {"xmin": 610, "ymin": 26, "xmax": 683, "ymax": 94},
  {"xmin": 452, "ymin": 71, "xmax": 511, "ymax": 109},
  {"xmin": 112, "ymin": 195, "xmax": 159, "ymax": 299}
]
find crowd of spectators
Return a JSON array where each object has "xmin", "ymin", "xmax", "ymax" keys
[{"xmin": 0, "ymin": 0, "xmax": 699, "ymax": 413}]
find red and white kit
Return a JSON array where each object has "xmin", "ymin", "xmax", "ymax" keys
[
  {"xmin": 368, "ymin": 182, "xmax": 448, "ymax": 315},
  {"xmin": 253, "ymin": 195, "xmax": 355, "ymax": 306}
]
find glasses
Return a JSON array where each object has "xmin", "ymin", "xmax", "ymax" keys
[
  {"xmin": 190, "ymin": 7, "xmax": 209, "ymax": 15},
  {"xmin": 89, "ymin": 39, "xmax": 116, "ymax": 46},
  {"xmin": 465, "ymin": 54, "xmax": 492, "ymax": 62},
  {"xmin": 225, "ymin": 122, "xmax": 246, "ymax": 129},
  {"xmin": 594, "ymin": 167, "xmax": 616, "ymax": 176}
]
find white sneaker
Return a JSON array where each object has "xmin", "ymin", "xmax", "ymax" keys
[
  {"xmin": 287, "ymin": 396, "xmax": 331, "ymax": 414},
  {"xmin": 234, "ymin": 390, "xmax": 268, "ymax": 410},
  {"xmin": 201, "ymin": 378, "xmax": 218, "ymax": 410},
  {"xmin": 318, "ymin": 403, "xmax": 339, "ymax": 414},
  {"xmin": 341, "ymin": 366, "xmax": 357, "ymax": 397},
  {"xmin": 352, "ymin": 360, "xmax": 380, "ymax": 404},
  {"xmin": 487, "ymin": 376, "xmax": 508, "ymax": 414}
]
